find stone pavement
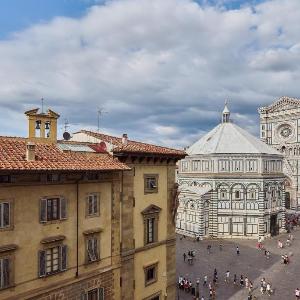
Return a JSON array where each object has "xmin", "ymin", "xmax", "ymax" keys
[{"xmin": 176, "ymin": 228, "xmax": 300, "ymax": 300}]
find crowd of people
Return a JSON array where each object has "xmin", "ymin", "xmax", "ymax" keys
[
  {"xmin": 178, "ymin": 230, "xmax": 299, "ymax": 300},
  {"xmin": 178, "ymin": 267, "xmax": 265, "ymax": 299}
]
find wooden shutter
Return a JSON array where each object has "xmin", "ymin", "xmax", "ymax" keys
[
  {"xmin": 87, "ymin": 238, "xmax": 93, "ymax": 262},
  {"xmin": 60, "ymin": 245, "xmax": 67, "ymax": 271},
  {"xmin": 93, "ymin": 195, "xmax": 98, "ymax": 215},
  {"xmin": 40, "ymin": 199, "xmax": 47, "ymax": 223},
  {"xmin": 60, "ymin": 198, "xmax": 67, "ymax": 220},
  {"xmin": 95, "ymin": 237, "xmax": 99, "ymax": 260},
  {"xmin": 98, "ymin": 287, "xmax": 104, "ymax": 300},
  {"xmin": 3, "ymin": 258, "xmax": 9, "ymax": 287},
  {"xmin": 38, "ymin": 250, "xmax": 46, "ymax": 277},
  {"xmin": 3, "ymin": 203, "xmax": 10, "ymax": 227}
]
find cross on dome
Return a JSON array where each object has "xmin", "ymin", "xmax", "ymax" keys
[{"xmin": 222, "ymin": 100, "xmax": 230, "ymax": 123}]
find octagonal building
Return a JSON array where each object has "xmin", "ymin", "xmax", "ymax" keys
[{"xmin": 176, "ymin": 104, "xmax": 286, "ymax": 239}]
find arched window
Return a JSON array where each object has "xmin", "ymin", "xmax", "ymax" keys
[{"xmin": 235, "ymin": 191, "xmax": 240, "ymax": 199}]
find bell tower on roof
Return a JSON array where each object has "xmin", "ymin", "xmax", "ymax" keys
[
  {"xmin": 222, "ymin": 101, "xmax": 230, "ymax": 123},
  {"xmin": 25, "ymin": 107, "xmax": 60, "ymax": 143}
]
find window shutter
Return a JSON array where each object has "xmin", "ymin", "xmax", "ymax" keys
[
  {"xmin": 40, "ymin": 199, "xmax": 47, "ymax": 223},
  {"xmin": 98, "ymin": 287, "xmax": 104, "ymax": 300},
  {"xmin": 60, "ymin": 198, "xmax": 67, "ymax": 220},
  {"xmin": 95, "ymin": 238, "xmax": 99, "ymax": 260},
  {"xmin": 87, "ymin": 238, "xmax": 93, "ymax": 262},
  {"xmin": 60, "ymin": 245, "xmax": 67, "ymax": 271},
  {"xmin": 88, "ymin": 196, "xmax": 93, "ymax": 215},
  {"xmin": 3, "ymin": 258, "xmax": 10, "ymax": 287},
  {"xmin": 93, "ymin": 195, "xmax": 98, "ymax": 214},
  {"xmin": 3, "ymin": 203, "xmax": 10, "ymax": 227},
  {"xmin": 38, "ymin": 250, "xmax": 46, "ymax": 277}
]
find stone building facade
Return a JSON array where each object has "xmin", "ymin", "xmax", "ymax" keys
[
  {"xmin": 0, "ymin": 108, "xmax": 185, "ymax": 300},
  {"xmin": 259, "ymin": 96, "xmax": 300, "ymax": 210},
  {"xmin": 177, "ymin": 105, "xmax": 286, "ymax": 239}
]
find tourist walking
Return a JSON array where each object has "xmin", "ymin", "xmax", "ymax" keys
[
  {"xmin": 245, "ymin": 276, "xmax": 249, "ymax": 289},
  {"xmin": 240, "ymin": 275, "xmax": 244, "ymax": 287},
  {"xmin": 266, "ymin": 282, "xmax": 272, "ymax": 296},
  {"xmin": 233, "ymin": 274, "xmax": 237, "ymax": 285},
  {"xmin": 203, "ymin": 275, "xmax": 208, "ymax": 286},
  {"xmin": 295, "ymin": 288, "xmax": 300, "ymax": 299},
  {"xmin": 225, "ymin": 270, "xmax": 230, "ymax": 283},
  {"xmin": 236, "ymin": 246, "xmax": 240, "ymax": 255},
  {"xmin": 183, "ymin": 252, "xmax": 186, "ymax": 262}
]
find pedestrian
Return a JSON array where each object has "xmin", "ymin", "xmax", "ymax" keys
[
  {"xmin": 236, "ymin": 246, "xmax": 240, "ymax": 255},
  {"xmin": 233, "ymin": 274, "xmax": 237, "ymax": 285},
  {"xmin": 225, "ymin": 270, "xmax": 230, "ymax": 283},
  {"xmin": 219, "ymin": 243, "xmax": 223, "ymax": 251},
  {"xmin": 203, "ymin": 275, "xmax": 208, "ymax": 286},
  {"xmin": 200, "ymin": 296, "xmax": 205, "ymax": 300},
  {"xmin": 240, "ymin": 275, "xmax": 244, "ymax": 287},
  {"xmin": 209, "ymin": 288, "xmax": 213, "ymax": 299},
  {"xmin": 248, "ymin": 281, "xmax": 253, "ymax": 293},
  {"xmin": 183, "ymin": 252, "xmax": 186, "ymax": 262},
  {"xmin": 207, "ymin": 244, "xmax": 211, "ymax": 254},
  {"xmin": 266, "ymin": 250, "xmax": 270, "ymax": 259},
  {"xmin": 214, "ymin": 268, "xmax": 217, "ymax": 277},
  {"xmin": 245, "ymin": 276, "xmax": 249, "ymax": 289},
  {"xmin": 295, "ymin": 288, "xmax": 300, "ymax": 299},
  {"xmin": 266, "ymin": 282, "xmax": 272, "ymax": 296}
]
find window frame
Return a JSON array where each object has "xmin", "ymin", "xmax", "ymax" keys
[
  {"xmin": 0, "ymin": 255, "xmax": 13, "ymax": 290},
  {"xmin": 38, "ymin": 244, "xmax": 67, "ymax": 278},
  {"xmin": 40, "ymin": 196, "xmax": 67, "ymax": 223},
  {"xmin": 86, "ymin": 193, "xmax": 100, "ymax": 218},
  {"xmin": 141, "ymin": 205, "xmax": 161, "ymax": 246},
  {"xmin": 85, "ymin": 234, "xmax": 100, "ymax": 264},
  {"xmin": 144, "ymin": 263, "xmax": 158, "ymax": 287},
  {"xmin": 0, "ymin": 199, "xmax": 13, "ymax": 231},
  {"xmin": 144, "ymin": 174, "xmax": 159, "ymax": 194}
]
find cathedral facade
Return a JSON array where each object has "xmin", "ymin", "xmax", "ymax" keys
[
  {"xmin": 259, "ymin": 96, "xmax": 300, "ymax": 210},
  {"xmin": 176, "ymin": 105, "xmax": 286, "ymax": 239}
]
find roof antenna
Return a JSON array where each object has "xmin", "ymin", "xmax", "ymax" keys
[
  {"xmin": 62, "ymin": 118, "xmax": 71, "ymax": 141},
  {"xmin": 97, "ymin": 107, "xmax": 108, "ymax": 132}
]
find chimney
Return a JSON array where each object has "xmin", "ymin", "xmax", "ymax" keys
[
  {"xmin": 26, "ymin": 142, "xmax": 36, "ymax": 161},
  {"xmin": 122, "ymin": 134, "xmax": 128, "ymax": 145}
]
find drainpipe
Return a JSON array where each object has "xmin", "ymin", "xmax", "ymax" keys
[{"xmin": 76, "ymin": 179, "xmax": 79, "ymax": 277}]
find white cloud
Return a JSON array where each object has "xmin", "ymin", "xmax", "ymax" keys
[{"xmin": 1, "ymin": 0, "xmax": 300, "ymax": 148}]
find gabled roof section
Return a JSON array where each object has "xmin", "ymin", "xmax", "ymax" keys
[
  {"xmin": 259, "ymin": 96, "xmax": 300, "ymax": 114},
  {"xmin": 74, "ymin": 130, "xmax": 186, "ymax": 157},
  {"xmin": 0, "ymin": 136, "xmax": 129, "ymax": 171},
  {"xmin": 141, "ymin": 204, "xmax": 162, "ymax": 215},
  {"xmin": 187, "ymin": 122, "xmax": 282, "ymax": 156}
]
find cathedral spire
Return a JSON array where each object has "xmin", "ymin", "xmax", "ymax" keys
[{"xmin": 222, "ymin": 100, "xmax": 230, "ymax": 123}]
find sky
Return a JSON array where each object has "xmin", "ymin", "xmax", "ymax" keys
[{"xmin": 0, "ymin": 0, "xmax": 300, "ymax": 148}]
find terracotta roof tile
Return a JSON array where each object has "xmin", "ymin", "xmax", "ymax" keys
[
  {"xmin": 79, "ymin": 130, "xmax": 186, "ymax": 157},
  {"xmin": 0, "ymin": 136, "xmax": 129, "ymax": 171}
]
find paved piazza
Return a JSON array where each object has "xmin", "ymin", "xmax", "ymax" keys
[{"xmin": 176, "ymin": 228, "xmax": 300, "ymax": 300}]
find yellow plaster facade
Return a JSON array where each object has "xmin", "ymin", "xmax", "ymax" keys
[{"xmin": 0, "ymin": 107, "xmax": 183, "ymax": 300}]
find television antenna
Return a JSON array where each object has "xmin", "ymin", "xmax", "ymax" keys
[{"xmin": 97, "ymin": 107, "xmax": 108, "ymax": 132}]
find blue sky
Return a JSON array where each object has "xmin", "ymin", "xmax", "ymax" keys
[
  {"xmin": 0, "ymin": 0, "xmax": 263, "ymax": 39},
  {"xmin": 0, "ymin": 0, "xmax": 300, "ymax": 148},
  {"xmin": 0, "ymin": 0, "xmax": 98, "ymax": 39}
]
